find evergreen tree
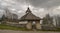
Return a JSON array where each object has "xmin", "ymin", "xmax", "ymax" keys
[
  {"xmin": 42, "ymin": 14, "xmax": 54, "ymax": 30},
  {"xmin": 42, "ymin": 14, "xmax": 53, "ymax": 25},
  {"xmin": 1, "ymin": 15, "xmax": 6, "ymax": 21}
]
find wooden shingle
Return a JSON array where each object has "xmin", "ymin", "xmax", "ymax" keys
[{"xmin": 20, "ymin": 7, "xmax": 41, "ymax": 21}]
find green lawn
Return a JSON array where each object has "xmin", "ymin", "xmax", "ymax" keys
[
  {"xmin": 0, "ymin": 24, "xmax": 60, "ymax": 31},
  {"xmin": 0, "ymin": 24, "xmax": 29, "ymax": 31}
]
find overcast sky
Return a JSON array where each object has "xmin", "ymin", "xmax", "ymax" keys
[{"xmin": 0, "ymin": 0, "xmax": 60, "ymax": 18}]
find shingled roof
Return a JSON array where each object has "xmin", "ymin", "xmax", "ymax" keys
[{"xmin": 20, "ymin": 7, "xmax": 41, "ymax": 21}]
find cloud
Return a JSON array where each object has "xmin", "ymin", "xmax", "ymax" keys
[
  {"xmin": 0, "ymin": 0, "xmax": 60, "ymax": 18},
  {"xmin": 29, "ymin": 0, "xmax": 60, "ymax": 8},
  {"xmin": 49, "ymin": 6, "xmax": 60, "ymax": 15}
]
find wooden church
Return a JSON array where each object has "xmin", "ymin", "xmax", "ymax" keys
[{"xmin": 20, "ymin": 7, "xmax": 41, "ymax": 29}]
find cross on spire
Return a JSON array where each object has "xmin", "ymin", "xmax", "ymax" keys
[{"xmin": 26, "ymin": 7, "xmax": 31, "ymax": 13}]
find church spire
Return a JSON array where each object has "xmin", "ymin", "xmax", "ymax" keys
[
  {"xmin": 26, "ymin": 7, "xmax": 31, "ymax": 13},
  {"xmin": 25, "ymin": 0, "xmax": 31, "ymax": 13}
]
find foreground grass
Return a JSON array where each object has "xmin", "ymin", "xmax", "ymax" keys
[
  {"xmin": 1, "ymin": 24, "xmax": 60, "ymax": 31},
  {"xmin": 0, "ymin": 24, "xmax": 32, "ymax": 31}
]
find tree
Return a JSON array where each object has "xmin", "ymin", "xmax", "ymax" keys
[
  {"xmin": 1, "ymin": 15, "xmax": 6, "ymax": 21},
  {"xmin": 55, "ymin": 15, "xmax": 60, "ymax": 28},
  {"xmin": 42, "ymin": 14, "xmax": 54, "ymax": 30},
  {"xmin": 42, "ymin": 14, "xmax": 53, "ymax": 25}
]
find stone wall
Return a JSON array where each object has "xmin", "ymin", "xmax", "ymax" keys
[
  {"xmin": 26, "ymin": 21, "xmax": 32, "ymax": 29},
  {"xmin": 35, "ymin": 21, "xmax": 41, "ymax": 29}
]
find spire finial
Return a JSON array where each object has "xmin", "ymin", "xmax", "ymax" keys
[
  {"xmin": 26, "ymin": 7, "xmax": 31, "ymax": 13},
  {"xmin": 25, "ymin": 0, "xmax": 31, "ymax": 13}
]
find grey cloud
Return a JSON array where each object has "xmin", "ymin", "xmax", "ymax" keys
[
  {"xmin": 1, "ymin": 0, "xmax": 60, "ymax": 10},
  {"xmin": 0, "ymin": 0, "xmax": 60, "ymax": 18},
  {"xmin": 28, "ymin": 0, "xmax": 60, "ymax": 8}
]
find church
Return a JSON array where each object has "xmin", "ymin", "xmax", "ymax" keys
[{"xmin": 20, "ymin": 7, "xmax": 41, "ymax": 29}]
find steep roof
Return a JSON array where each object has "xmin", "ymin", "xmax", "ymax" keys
[{"xmin": 20, "ymin": 7, "xmax": 41, "ymax": 21}]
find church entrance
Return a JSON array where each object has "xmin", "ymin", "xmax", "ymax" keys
[{"xmin": 32, "ymin": 21, "xmax": 36, "ymax": 30}]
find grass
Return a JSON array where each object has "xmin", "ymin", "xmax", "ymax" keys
[
  {"xmin": 0, "ymin": 24, "xmax": 32, "ymax": 31},
  {"xmin": 1, "ymin": 24, "xmax": 60, "ymax": 31}
]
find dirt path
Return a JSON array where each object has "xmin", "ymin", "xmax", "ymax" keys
[{"xmin": 0, "ymin": 30, "xmax": 60, "ymax": 33}]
